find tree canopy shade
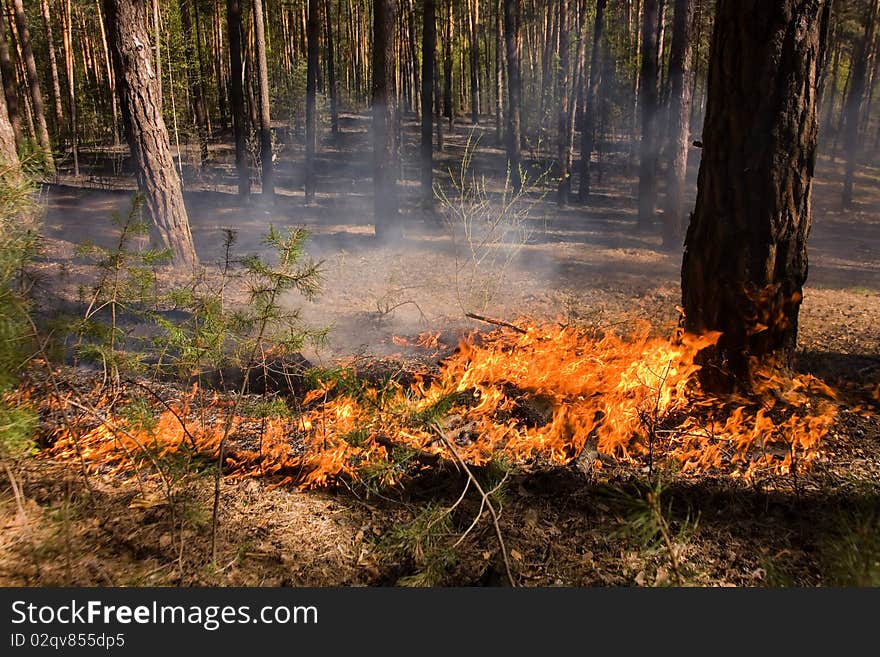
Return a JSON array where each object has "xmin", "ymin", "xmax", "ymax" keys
[{"xmin": 681, "ymin": 0, "xmax": 831, "ymax": 390}]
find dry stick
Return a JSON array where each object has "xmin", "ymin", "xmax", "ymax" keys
[
  {"xmin": 464, "ymin": 312, "xmax": 527, "ymax": 334},
  {"xmin": 433, "ymin": 424, "xmax": 516, "ymax": 586}
]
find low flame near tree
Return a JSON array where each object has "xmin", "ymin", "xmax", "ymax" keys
[{"xmin": 46, "ymin": 322, "xmax": 842, "ymax": 488}]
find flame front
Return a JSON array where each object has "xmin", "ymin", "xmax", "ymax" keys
[{"xmin": 47, "ymin": 322, "xmax": 841, "ymax": 487}]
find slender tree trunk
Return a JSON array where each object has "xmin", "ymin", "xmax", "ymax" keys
[
  {"xmin": 373, "ymin": 0, "xmax": 400, "ymax": 241},
  {"xmin": 578, "ymin": 0, "xmax": 605, "ymax": 204},
  {"xmin": 842, "ymin": 0, "xmax": 879, "ymax": 208},
  {"xmin": 443, "ymin": 0, "xmax": 454, "ymax": 131},
  {"xmin": 637, "ymin": 0, "xmax": 660, "ymax": 229},
  {"xmin": 61, "ymin": 0, "xmax": 77, "ymax": 175},
  {"xmin": 39, "ymin": 0, "xmax": 64, "ymax": 134},
  {"xmin": 252, "ymin": 0, "xmax": 273, "ymax": 199},
  {"xmin": 682, "ymin": 0, "xmax": 830, "ymax": 389},
  {"xmin": 661, "ymin": 0, "xmax": 694, "ymax": 248},
  {"xmin": 11, "ymin": 0, "xmax": 53, "ymax": 170},
  {"xmin": 495, "ymin": 0, "xmax": 504, "ymax": 143},
  {"xmin": 0, "ymin": 16, "xmax": 21, "ymax": 150},
  {"xmin": 305, "ymin": 0, "xmax": 318, "ymax": 202},
  {"xmin": 556, "ymin": 0, "xmax": 572, "ymax": 205},
  {"xmin": 325, "ymin": 0, "xmax": 339, "ymax": 137},
  {"xmin": 503, "ymin": 0, "xmax": 522, "ymax": 191},
  {"xmin": 180, "ymin": 0, "xmax": 209, "ymax": 164},
  {"xmin": 467, "ymin": 0, "xmax": 479, "ymax": 124},
  {"xmin": 421, "ymin": 0, "xmax": 435, "ymax": 207},
  {"xmin": 226, "ymin": 0, "xmax": 249, "ymax": 197},
  {"xmin": 104, "ymin": 0, "xmax": 196, "ymax": 266},
  {"xmin": 96, "ymin": 0, "xmax": 121, "ymax": 145}
]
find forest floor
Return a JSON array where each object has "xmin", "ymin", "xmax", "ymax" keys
[{"xmin": 1, "ymin": 113, "xmax": 879, "ymax": 586}]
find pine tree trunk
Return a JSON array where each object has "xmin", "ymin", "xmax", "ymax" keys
[
  {"xmin": 842, "ymin": 0, "xmax": 878, "ymax": 208},
  {"xmin": 252, "ymin": 0, "xmax": 273, "ymax": 199},
  {"xmin": 494, "ymin": 0, "xmax": 504, "ymax": 144},
  {"xmin": 503, "ymin": 0, "xmax": 522, "ymax": 191},
  {"xmin": 0, "ymin": 78, "xmax": 18, "ymax": 175},
  {"xmin": 180, "ymin": 0, "xmax": 209, "ymax": 164},
  {"xmin": 555, "ymin": 0, "xmax": 572, "ymax": 205},
  {"xmin": 11, "ymin": 0, "xmax": 53, "ymax": 171},
  {"xmin": 226, "ymin": 0, "xmax": 249, "ymax": 197},
  {"xmin": 104, "ymin": 0, "xmax": 197, "ymax": 267},
  {"xmin": 681, "ymin": 0, "xmax": 830, "ymax": 390},
  {"xmin": 443, "ymin": 0, "xmax": 454, "ymax": 131},
  {"xmin": 578, "ymin": 0, "xmax": 605, "ymax": 204},
  {"xmin": 467, "ymin": 0, "xmax": 479, "ymax": 124},
  {"xmin": 421, "ymin": 0, "xmax": 435, "ymax": 207},
  {"xmin": 325, "ymin": 0, "xmax": 339, "ymax": 137},
  {"xmin": 373, "ymin": 0, "xmax": 401, "ymax": 241},
  {"xmin": 661, "ymin": 0, "xmax": 693, "ymax": 248},
  {"xmin": 96, "ymin": 0, "xmax": 121, "ymax": 146},
  {"xmin": 61, "ymin": 0, "xmax": 78, "ymax": 175},
  {"xmin": 39, "ymin": 0, "xmax": 64, "ymax": 134},
  {"xmin": 0, "ymin": 16, "xmax": 22, "ymax": 150},
  {"xmin": 637, "ymin": 0, "xmax": 659, "ymax": 230},
  {"xmin": 305, "ymin": 0, "xmax": 318, "ymax": 202}
]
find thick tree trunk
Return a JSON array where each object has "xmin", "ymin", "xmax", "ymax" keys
[
  {"xmin": 252, "ymin": 0, "xmax": 273, "ymax": 199},
  {"xmin": 11, "ymin": 0, "xmax": 53, "ymax": 171},
  {"xmin": 373, "ymin": 0, "xmax": 401, "ymax": 241},
  {"xmin": 421, "ymin": 0, "xmax": 435, "ymax": 207},
  {"xmin": 681, "ymin": 0, "xmax": 830, "ymax": 390},
  {"xmin": 104, "ymin": 0, "xmax": 197, "ymax": 267},
  {"xmin": 578, "ymin": 0, "xmax": 605, "ymax": 204},
  {"xmin": 842, "ymin": 0, "xmax": 879, "ymax": 208},
  {"xmin": 0, "ymin": 78, "xmax": 18, "ymax": 176},
  {"xmin": 226, "ymin": 0, "xmax": 250, "ymax": 197},
  {"xmin": 0, "ymin": 16, "xmax": 22, "ymax": 150},
  {"xmin": 305, "ymin": 0, "xmax": 319, "ymax": 202},
  {"xmin": 503, "ymin": 0, "xmax": 522, "ymax": 192},
  {"xmin": 661, "ymin": 0, "xmax": 694, "ymax": 248},
  {"xmin": 637, "ymin": 0, "xmax": 659, "ymax": 230}
]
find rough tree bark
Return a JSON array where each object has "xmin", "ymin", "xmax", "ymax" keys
[
  {"xmin": 11, "ymin": 0, "xmax": 53, "ymax": 171},
  {"xmin": 0, "ymin": 16, "xmax": 22, "ymax": 150},
  {"xmin": 252, "ymin": 0, "xmax": 273, "ymax": 199},
  {"xmin": 305, "ymin": 0, "xmax": 318, "ymax": 202},
  {"xmin": 503, "ymin": 0, "xmax": 522, "ymax": 191},
  {"xmin": 681, "ymin": 0, "xmax": 831, "ymax": 389},
  {"xmin": 578, "ymin": 0, "xmax": 605, "ymax": 204},
  {"xmin": 637, "ymin": 0, "xmax": 660, "ymax": 230},
  {"xmin": 421, "ymin": 0, "xmax": 436, "ymax": 207},
  {"xmin": 103, "ymin": 0, "xmax": 197, "ymax": 266},
  {"xmin": 0, "ymin": 73, "xmax": 18, "ymax": 175},
  {"xmin": 661, "ymin": 0, "xmax": 694, "ymax": 248},
  {"xmin": 373, "ymin": 0, "xmax": 401, "ymax": 241},
  {"xmin": 226, "ymin": 0, "xmax": 250, "ymax": 197}
]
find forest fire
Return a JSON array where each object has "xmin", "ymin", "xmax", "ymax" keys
[{"xmin": 46, "ymin": 322, "xmax": 840, "ymax": 489}]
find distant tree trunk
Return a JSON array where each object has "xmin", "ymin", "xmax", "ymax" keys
[
  {"xmin": 467, "ymin": 0, "xmax": 479, "ymax": 124},
  {"xmin": 226, "ymin": 0, "xmax": 249, "ymax": 197},
  {"xmin": 39, "ymin": 0, "xmax": 64, "ymax": 134},
  {"xmin": 443, "ymin": 0, "xmax": 454, "ymax": 131},
  {"xmin": 503, "ymin": 0, "xmax": 522, "ymax": 191},
  {"xmin": 305, "ymin": 0, "xmax": 318, "ymax": 202},
  {"xmin": 95, "ymin": 0, "xmax": 121, "ymax": 146},
  {"xmin": 180, "ymin": 0, "xmax": 209, "ymax": 164},
  {"xmin": 434, "ymin": 40, "xmax": 444, "ymax": 151},
  {"xmin": 421, "ymin": 0, "xmax": 435, "ymax": 207},
  {"xmin": 252, "ymin": 0, "xmax": 273, "ymax": 199},
  {"xmin": 494, "ymin": 0, "xmax": 504, "ymax": 144},
  {"xmin": 104, "ymin": 0, "xmax": 197, "ymax": 267},
  {"xmin": 373, "ymin": 0, "xmax": 401, "ymax": 241},
  {"xmin": 555, "ymin": 0, "xmax": 572, "ymax": 205},
  {"xmin": 0, "ymin": 17, "xmax": 21, "ymax": 150},
  {"xmin": 661, "ymin": 0, "xmax": 694, "ymax": 248},
  {"xmin": 325, "ymin": 0, "xmax": 339, "ymax": 137},
  {"xmin": 682, "ymin": 0, "xmax": 830, "ymax": 389},
  {"xmin": 578, "ymin": 0, "xmax": 605, "ymax": 204},
  {"xmin": 637, "ymin": 0, "xmax": 659, "ymax": 230},
  {"xmin": 842, "ymin": 0, "xmax": 879, "ymax": 209},
  {"xmin": 11, "ymin": 0, "xmax": 53, "ymax": 170},
  {"xmin": 60, "ymin": 0, "xmax": 77, "ymax": 175}
]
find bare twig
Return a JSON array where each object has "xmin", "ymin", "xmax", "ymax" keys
[{"xmin": 465, "ymin": 312, "xmax": 527, "ymax": 335}]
